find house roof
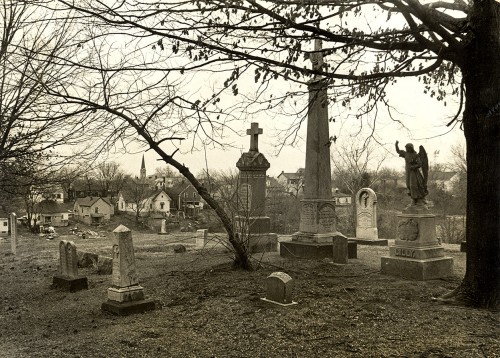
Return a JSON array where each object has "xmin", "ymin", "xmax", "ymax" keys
[
  {"xmin": 151, "ymin": 190, "xmax": 171, "ymax": 202},
  {"xmin": 35, "ymin": 200, "xmax": 64, "ymax": 214},
  {"xmin": 75, "ymin": 196, "xmax": 111, "ymax": 207},
  {"xmin": 278, "ymin": 172, "xmax": 303, "ymax": 180}
]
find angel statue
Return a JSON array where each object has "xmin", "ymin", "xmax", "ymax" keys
[{"xmin": 395, "ymin": 141, "xmax": 429, "ymax": 206}]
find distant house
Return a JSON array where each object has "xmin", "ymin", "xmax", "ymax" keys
[
  {"xmin": 0, "ymin": 208, "xmax": 9, "ymax": 237},
  {"xmin": 166, "ymin": 181, "xmax": 203, "ymax": 217},
  {"xmin": 429, "ymin": 171, "xmax": 459, "ymax": 192},
  {"xmin": 117, "ymin": 190, "xmax": 172, "ymax": 217},
  {"xmin": 34, "ymin": 200, "xmax": 72, "ymax": 227},
  {"xmin": 332, "ymin": 189, "xmax": 352, "ymax": 206},
  {"xmin": 277, "ymin": 168, "xmax": 305, "ymax": 196},
  {"xmin": 74, "ymin": 197, "xmax": 113, "ymax": 225}
]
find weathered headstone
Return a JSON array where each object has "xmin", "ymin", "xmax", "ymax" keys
[
  {"xmin": 158, "ymin": 219, "xmax": 168, "ymax": 235},
  {"xmin": 280, "ymin": 40, "xmax": 346, "ymax": 260},
  {"xmin": 382, "ymin": 142, "xmax": 453, "ymax": 280},
  {"xmin": 196, "ymin": 229, "xmax": 208, "ymax": 248},
  {"xmin": 351, "ymin": 188, "xmax": 388, "ymax": 246},
  {"xmin": 260, "ymin": 272, "xmax": 297, "ymax": 306},
  {"xmin": 10, "ymin": 213, "xmax": 17, "ymax": 255},
  {"xmin": 102, "ymin": 225, "xmax": 156, "ymax": 315},
  {"xmin": 332, "ymin": 234, "xmax": 348, "ymax": 264},
  {"xmin": 52, "ymin": 240, "xmax": 88, "ymax": 292},
  {"xmin": 235, "ymin": 123, "xmax": 278, "ymax": 253}
]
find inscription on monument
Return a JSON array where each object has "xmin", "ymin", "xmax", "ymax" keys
[
  {"xmin": 301, "ymin": 203, "xmax": 315, "ymax": 226},
  {"xmin": 239, "ymin": 183, "xmax": 252, "ymax": 212},
  {"xmin": 318, "ymin": 204, "xmax": 335, "ymax": 232},
  {"xmin": 358, "ymin": 212, "xmax": 372, "ymax": 228},
  {"xmin": 395, "ymin": 248, "xmax": 416, "ymax": 258}
]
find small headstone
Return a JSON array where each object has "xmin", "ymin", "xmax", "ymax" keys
[
  {"xmin": 158, "ymin": 219, "xmax": 168, "ymax": 235},
  {"xmin": 52, "ymin": 240, "xmax": 88, "ymax": 292},
  {"xmin": 10, "ymin": 213, "xmax": 17, "ymax": 255},
  {"xmin": 260, "ymin": 272, "xmax": 297, "ymax": 306},
  {"xmin": 196, "ymin": 229, "xmax": 208, "ymax": 247},
  {"xmin": 352, "ymin": 188, "xmax": 388, "ymax": 246},
  {"xmin": 332, "ymin": 234, "xmax": 348, "ymax": 264},
  {"xmin": 97, "ymin": 256, "xmax": 113, "ymax": 275},
  {"xmin": 102, "ymin": 225, "xmax": 156, "ymax": 315}
]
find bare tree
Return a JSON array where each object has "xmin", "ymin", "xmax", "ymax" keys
[
  {"xmin": 53, "ymin": 0, "xmax": 500, "ymax": 306},
  {"xmin": 94, "ymin": 161, "xmax": 126, "ymax": 197}
]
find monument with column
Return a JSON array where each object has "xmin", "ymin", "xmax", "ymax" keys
[
  {"xmin": 280, "ymin": 39, "xmax": 346, "ymax": 259},
  {"xmin": 235, "ymin": 122, "xmax": 278, "ymax": 253}
]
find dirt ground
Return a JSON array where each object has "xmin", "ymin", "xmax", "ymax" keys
[{"xmin": 0, "ymin": 227, "xmax": 498, "ymax": 358}]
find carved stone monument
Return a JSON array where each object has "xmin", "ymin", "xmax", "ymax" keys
[
  {"xmin": 260, "ymin": 272, "xmax": 297, "ymax": 306},
  {"xmin": 351, "ymin": 188, "xmax": 388, "ymax": 246},
  {"xmin": 101, "ymin": 225, "xmax": 156, "ymax": 315},
  {"xmin": 381, "ymin": 144, "xmax": 453, "ymax": 280},
  {"xmin": 52, "ymin": 240, "xmax": 88, "ymax": 292},
  {"xmin": 235, "ymin": 123, "xmax": 278, "ymax": 253},
  {"xmin": 280, "ymin": 39, "xmax": 345, "ymax": 259}
]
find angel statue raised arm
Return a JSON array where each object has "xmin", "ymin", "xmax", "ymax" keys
[{"xmin": 395, "ymin": 141, "xmax": 429, "ymax": 207}]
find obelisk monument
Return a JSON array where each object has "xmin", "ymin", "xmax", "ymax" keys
[{"xmin": 280, "ymin": 39, "xmax": 344, "ymax": 259}]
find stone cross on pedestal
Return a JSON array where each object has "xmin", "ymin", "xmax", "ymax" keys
[{"xmin": 247, "ymin": 123, "xmax": 263, "ymax": 152}]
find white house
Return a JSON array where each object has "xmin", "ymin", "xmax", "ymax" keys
[{"xmin": 117, "ymin": 190, "xmax": 172, "ymax": 217}]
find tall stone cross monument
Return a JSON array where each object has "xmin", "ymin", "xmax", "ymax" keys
[
  {"xmin": 235, "ymin": 123, "xmax": 278, "ymax": 252},
  {"xmin": 280, "ymin": 39, "xmax": 343, "ymax": 259}
]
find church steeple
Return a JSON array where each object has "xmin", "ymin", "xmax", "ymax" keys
[{"xmin": 140, "ymin": 154, "xmax": 146, "ymax": 179}]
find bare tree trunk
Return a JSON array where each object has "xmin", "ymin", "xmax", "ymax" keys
[{"xmin": 441, "ymin": 1, "xmax": 500, "ymax": 309}]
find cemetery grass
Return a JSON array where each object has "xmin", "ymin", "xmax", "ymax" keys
[{"xmin": 1, "ymin": 230, "xmax": 499, "ymax": 358}]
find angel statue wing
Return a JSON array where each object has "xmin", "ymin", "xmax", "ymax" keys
[{"xmin": 419, "ymin": 145, "xmax": 429, "ymax": 187}]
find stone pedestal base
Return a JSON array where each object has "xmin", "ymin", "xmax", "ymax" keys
[
  {"xmin": 247, "ymin": 233, "xmax": 278, "ymax": 253},
  {"xmin": 158, "ymin": 232, "xmax": 168, "ymax": 235},
  {"xmin": 235, "ymin": 216, "xmax": 271, "ymax": 234},
  {"xmin": 349, "ymin": 238, "xmax": 388, "ymax": 246},
  {"xmin": 381, "ymin": 210, "xmax": 453, "ymax": 280},
  {"xmin": 381, "ymin": 256, "xmax": 453, "ymax": 280},
  {"xmin": 107, "ymin": 286, "xmax": 145, "ymax": 303},
  {"xmin": 52, "ymin": 275, "xmax": 88, "ymax": 292},
  {"xmin": 101, "ymin": 299, "xmax": 156, "ymax": 316},
  {"xmin": 280, "ymin": 241, "xmax": 333, "ymax": 259},
  {"xmin": 347, "ymin": 241, "xmax": 357, "ymax": 259}
]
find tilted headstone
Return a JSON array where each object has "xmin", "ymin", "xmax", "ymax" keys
[
  {"xmin": 52, "ymin": 240, "xmax": 88, "ymax": 292},
  {"xmin": 261, "ymin": 272, "xmax": 297, "ymax": 306},
  {"xmin": 102, "ymin": 225, "xmax": 155, "ymax": 315},
  {"xmin": 10, "ymin": 213, "xmax": 17, "ymax": 255}
]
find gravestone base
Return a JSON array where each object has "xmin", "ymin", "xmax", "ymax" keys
[
  {"xmin": 157, "ymin": 231, "xmax": 168, "ymax": 235},
  {"xmin": 347, "ymin": 241, "xmax": 357, "ymax": 259},
  {"xmin": 381, "ymin": 210, "xmax": 453, "ymax": 280},
  {"xmin": 381, "ymin": 256, "xmax": 453, "ymax": 280},
  {"xmin": 247, "ymin": 233, "xmax": 278, "ymax": 253},
  {"xmin": 235, "ymin": 216, "xmax": 271, "ymax": 235},
  {"xmin": 101, "ymin": 299, "xmax": 156, "ymax": 316},
  {"xmin": 52, "ymin": 275, "xmax": 88, "ymax": 292},
  {"xmin": 280, "ymin": 241, "xmax": 333, "ymax": 259},
  {"xmin": 349, "ymin": 238, "xmax": 388, "ymax": 246},
  {"xmin": 107, "ymin": 286, "xmax": 145, "ymax": 303}
]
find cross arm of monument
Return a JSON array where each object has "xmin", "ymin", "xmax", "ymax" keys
[{"xmin": 247, "ymin": 122, "xmax": 263, "ymax": 152}]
